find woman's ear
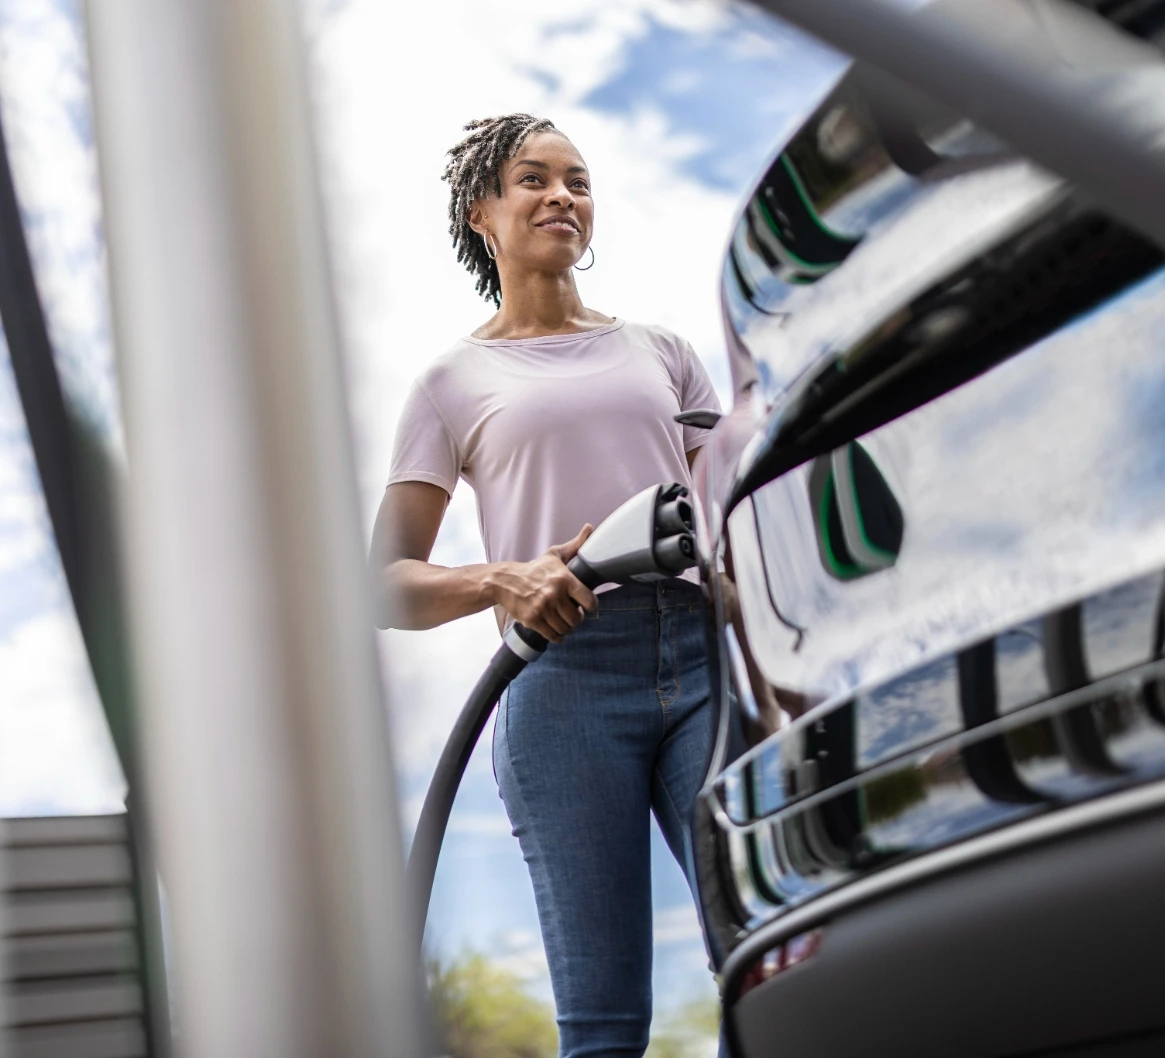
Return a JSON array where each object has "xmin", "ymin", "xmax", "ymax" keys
[{"xmin": 467, "ymin": 201, "xmax": 488, "ymax": 237}]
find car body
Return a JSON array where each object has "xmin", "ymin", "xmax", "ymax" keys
[{"xmin": 689, "ymin": 3, "xmax": 1165, "ymax": 1055}]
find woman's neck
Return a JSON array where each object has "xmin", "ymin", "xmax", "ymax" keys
[{"xmin": 472, "ymin": 266, "xmax": 611, "ymax": 341}]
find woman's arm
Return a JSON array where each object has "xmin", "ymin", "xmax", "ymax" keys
[{"xmin": 369, "ymin": 481, "xmax": 598, "ymax": 641}]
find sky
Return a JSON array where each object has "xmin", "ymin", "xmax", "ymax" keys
[{"xmin": 0, "ymin": 0, "xmax": 846, "ymax": 1024}]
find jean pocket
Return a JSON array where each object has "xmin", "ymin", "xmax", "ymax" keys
[{"xmin": 491, "ymin": 686, "xmax": 508, "ymax": 785}]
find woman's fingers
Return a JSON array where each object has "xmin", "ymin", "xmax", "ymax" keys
[
  {"xmin": 506, "ymin": 547, "xmax": 597, "ymax": 640},
  {"xmin": 548, "ymin": 523, "xmax": 594, "ymax": 564},
  {"xmin": 522, "ymin": 587, "xmax": 583, "ymax": 643},
  {"xmin": 553, "ymin": 596, "xmax": 584, "ymax": 632},
  {"xmin": 542, "ymin": 609, "xmax": 572, "ymax": 642},
  {"xmin": 567, "ymin": 576, "xmax": 598, "ymax": 613}
]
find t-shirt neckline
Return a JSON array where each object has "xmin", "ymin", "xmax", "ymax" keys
[{"xmin": 462, "ymin": 318, "xmax": 624, "ymax": 347}]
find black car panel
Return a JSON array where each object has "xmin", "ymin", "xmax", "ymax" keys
[{"xmin": 728, "ymin": 803, "xmax": 1165, "ymax": 1057}]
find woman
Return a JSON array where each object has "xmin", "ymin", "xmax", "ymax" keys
[{"xmin": 372, "ymin": 113, "xmax": 721, "ymax": 1057}]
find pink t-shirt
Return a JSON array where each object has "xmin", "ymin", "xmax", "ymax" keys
[{"xmin": 387, "ymin": 319, "xmax": 720, "ymax": 590}]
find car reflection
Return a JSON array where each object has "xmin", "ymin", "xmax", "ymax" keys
[
  {"xmin": 725, "ymin": 67, "xmax": 1013, "ymax": 333},
  {"xmin": 707, "ymin": 565, "xmax": 1165, "ymax": 930}
]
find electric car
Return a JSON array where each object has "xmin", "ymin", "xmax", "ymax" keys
[{"xmin": 691, "ymin": 2, "xmax": 1165, "ymax": 1056}]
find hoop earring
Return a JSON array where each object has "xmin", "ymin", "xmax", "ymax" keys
[
  {"xmin": 482, "ymin": 232, "xmax": 497, "ymax": 260},
  {"xmin": 574, "ymin": 244, "xmax": 595, "ymax": 271}
]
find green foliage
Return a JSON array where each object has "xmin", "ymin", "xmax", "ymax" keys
[
  {"xmin": 427, "ymin": 952, "xmax": 557, "ymax": 1058},
  {"xmin": 427, "ymin": 950, "xmax": 720, "ymax": 1058},
  {"xmin": 646, "ymin": 996, "xmax": 721, "ymax": 1058}
]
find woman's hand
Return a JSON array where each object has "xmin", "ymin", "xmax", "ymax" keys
[
  {"xmin": 486, "ymin": 525, "xmax": 598, "ymax": 642},
  {"xmin": 371, "ymin": 483, "xmax": 598, "ymax": 635}
]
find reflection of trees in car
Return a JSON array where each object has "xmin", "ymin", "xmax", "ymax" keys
[
  {"xmin": 786, "ymin": 100, "xmax": 885, "ymax": 218},
  {"xmin": 1003, "ymin": 715, "xmax": 1063, "ymax": 766},
  {"xmin": 745, "ymin": 153, "xmax": 862, "ymax": 286},
  {"xmin": 860, "ymin": 765, "xmax": 928, "ymax": 827}
]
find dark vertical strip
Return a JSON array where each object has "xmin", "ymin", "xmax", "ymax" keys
[
  {"xmin": 1044, "ymin": 605, "xmax": 1122, "ymax": 775},
  {"xmin": 957, "ymin": 641, "xmax": 1041, "ymax": 804}
]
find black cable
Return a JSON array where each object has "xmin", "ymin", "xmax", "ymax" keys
[
  {"xmin": 407, "ymin": 641, "xmax": 529, "ymax": 938},
  {"xmin": 407, "ymin": 554, "xmax": 599, "ymax": 950}
]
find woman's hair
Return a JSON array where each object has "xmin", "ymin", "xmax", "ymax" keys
[{"xmin": 442, "ymin": 113, "xmax": 559, "ymax": 305}]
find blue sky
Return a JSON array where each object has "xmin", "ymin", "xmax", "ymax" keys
[{"xmin": 0, "ymin": 0, "xmax": 846, "ymax": 1025}]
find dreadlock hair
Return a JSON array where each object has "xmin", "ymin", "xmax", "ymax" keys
[{"xmin": 442, "ymin": 113, "xmax": 560, "ymax": 305}]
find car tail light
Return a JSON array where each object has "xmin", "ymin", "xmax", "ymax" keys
[{"xmin": 737, "ymin": 928, "xmax": 824, "ymax": 1000}]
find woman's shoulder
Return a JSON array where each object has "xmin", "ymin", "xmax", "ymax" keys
[
  {"xmin": 617, "ymin": 320, "xmax": 697, "ymax": 374},
  {"xmin": 410, "ymin": 337, "xmax": 483, "ymax": 393},
  {"xmin": 619, "ymin": 318, "xmax": 691, "ymax": 350}
]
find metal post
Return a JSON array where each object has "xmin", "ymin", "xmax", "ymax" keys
[
  {"xmin": 84, "ymin": 3, "xmax": 421, "ymax": 1057},
  {"xmin": 749, "ymin": 0, "xmax": 1165, "ymax": 248}
]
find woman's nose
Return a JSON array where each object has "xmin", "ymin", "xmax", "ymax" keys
[{"xmin": 545, "ymin": 184, "xmax": 575, "ymax": 208}]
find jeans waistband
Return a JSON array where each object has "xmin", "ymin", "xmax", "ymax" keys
[{"xmin": 590, "ymin": 578, "xmax": 705, "ymax": 613}]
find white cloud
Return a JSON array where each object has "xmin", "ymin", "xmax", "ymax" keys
[
  {"xmin": 489, "ymin": 928, "xmax": 551, "ymax": 985},
  {"xmin": 0, "ymin": 358, "xmax": 56, "ymax": 589},
  {"xmin": 0, "ymin": 3, "xmax": 121, "ymax": 446},
  {"xmin": 401, "ymin": 789, "xmax": 512, "ymax": 839},
  {"xmin": 653, "ymin": 902, "xmax": 705, "ymax": 945},
  {"xmin": 0, "ymin": 4, "xmax": 128, "ymax": 821},
  {"xmin": 0, "ymin": 608, "xmax": 126, "ymax": 816}
]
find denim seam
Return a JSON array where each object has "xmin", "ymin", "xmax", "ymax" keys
[
  {"xmin": 491, "ymin": 688, "xmax": 505, "ymax": 786},
  {"xmin": 652, "ymin": 762, "xmax": 687, "ymax": 860},
  {"xmin": 493, "ymin": 693, "xmax": 561, "ymax": 1028},
  {"xmin": 653, "ymin": 609, "xmax": 664, "ymax": 721},
  {"xmin": 657, "ymin": 610, "xmax": 681, "ymax": 715}
]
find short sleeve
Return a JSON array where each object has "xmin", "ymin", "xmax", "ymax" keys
[
  {"xmin": 386, "ymin": 378, "xmax": 461, "ymax": 496},
  {"xmin": 678, "ymin": 339, "xmax": 723, "ymax": 452}
]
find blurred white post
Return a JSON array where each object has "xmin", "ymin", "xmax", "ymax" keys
[{"xmin": 84, "ymin": 4, "xmax": 421, "ymax": 1058}]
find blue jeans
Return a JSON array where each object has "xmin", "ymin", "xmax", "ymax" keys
[{"xmin": 493, "ymin": 579, "xmax": 716, "ymax": 1058}]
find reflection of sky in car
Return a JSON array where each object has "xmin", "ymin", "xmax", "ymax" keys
[
  {"xmin": 739, "ymin": 268, "xmax": 1165, "ymax": 743},
  {"xmin": 735, "ymin": 160, "xmax": 1064, "ymax": 395},
  {"xmin": 1082, "ymin": 571, "xmax": 1163, "ymax": 679},
  {"xmin": 858, "ymin": 654, "xmax": 960, "ymax": 768}
]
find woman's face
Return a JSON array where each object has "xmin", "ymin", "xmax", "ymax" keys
[{"xmin": 470, "ymin": 132, "xmax": 593, "ymax": 273}]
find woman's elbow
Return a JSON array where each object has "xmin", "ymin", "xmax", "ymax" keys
[
  {"xmin": 369, "ymin": 561, "xmax": 398, "ymax": 630},
  {"xmin": 371, "ymin": 565, "xmax": 428, "ymax": 631}
]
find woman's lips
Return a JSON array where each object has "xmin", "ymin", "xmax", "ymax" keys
[{"xmin": 538, "ymin": 220, "xmax": 579, "ymax": 234}]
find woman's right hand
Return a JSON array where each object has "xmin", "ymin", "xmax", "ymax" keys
[{"xmin": 487, "ymin": 525, "xmax": 599, "ymax": 643}]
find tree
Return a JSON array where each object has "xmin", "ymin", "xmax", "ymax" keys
[
  {"xmin": 646, "ymin": 996, "xmax": 721, "ymax": 1058},
  {"xmin": 427, "ymin": 952, "xmax": 558, "ymax": 1058},
  {"xmin": 426, "ymin": 951, "xmax": 721, "ymax": 1058}
]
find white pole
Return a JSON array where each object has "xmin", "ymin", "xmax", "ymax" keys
[{"xmin": 84, "ymin": 3, "xmax": 421, "ymax": 1056}]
